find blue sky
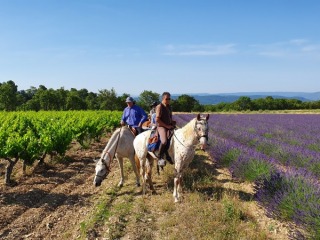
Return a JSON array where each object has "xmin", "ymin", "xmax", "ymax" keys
[{"xmin": 1, "ymin": 0, "xmax": 320, "ymax": 95}]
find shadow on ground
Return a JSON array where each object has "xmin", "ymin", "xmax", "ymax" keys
[{"xmin": 164, "ymin": 152, "xmax": 253, "ymax": 202}]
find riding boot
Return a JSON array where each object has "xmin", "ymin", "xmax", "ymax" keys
[
  {"xmin": 165, "ymin": 151, "xmax": 174, "ymax": 164},
  {"xmin": 157, "ymin": 143, "xmax": 166, "ymax": 167},
  {"xmin": 162, "ymin": 142, "xmax": 173, "ymax": 164}
]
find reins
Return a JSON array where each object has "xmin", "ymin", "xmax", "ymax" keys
[
  {"xmin": 99, "ymin": 126, "xmax": 123, "ymax": 174},
  {"xmin": 173, "ymin": 129, "xmax": 187, "ymax": 148}
]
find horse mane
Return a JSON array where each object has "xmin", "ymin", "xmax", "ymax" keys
[
  {"xmin": 178, "ymin": 117, "xmax": 197, "ymax": 138},
  {"xmin": 103, "ymin": 127, "xmax": 127, "ymax": 153}
]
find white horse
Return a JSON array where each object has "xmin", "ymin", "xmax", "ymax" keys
[
  {"xmin": 134, "ymin": 114, "xmax": 209, "ymax": 202},
  {"xmin": 93, "ymin": 126, "xmax": 140, "ymax": 187}
]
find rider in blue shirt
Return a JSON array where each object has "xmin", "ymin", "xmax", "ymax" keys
[{"xmin": 121, "ymin": 96, "xmax": 148, "ymax": 135}]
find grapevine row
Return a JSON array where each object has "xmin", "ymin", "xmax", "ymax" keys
[{"xmin": 0, "ymin": 111, "xmax": 122, "ymax": 184}]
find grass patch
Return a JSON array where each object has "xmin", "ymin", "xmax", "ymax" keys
[
  {"xmin": 79, "ymin": 186, "xmax": 119, "ymax": 238},
  {"xmin": 158, "ymin": 193, "xmax": 268, "ymax": 240},
  {"xmin": 263, "ymin": 133, "xmax": 273, "ymax": 139},
  {"xmin": 308, "ymin": 143, "xmax": 320, "ymax": 152},
  {"xmin": 248, "ymin": 127, "xmax": 256, "ymax": 133},
  {"xmin": 221, "ymin": 148, "xmax": 241, "ymax": 167},
  {"xmin": 256, "ymin": 142, "xmax": 278, "ymax": 156},
  {"xmin": 78, "ymin": 149, "xmax": 273, "ymax": 240},
  {"xmin": 232, "ymin": 158, "xmax": 275, "ymax": 182},
  {"xmin": 107, "ymin": 194, "xmax": 134, "ymax": 239},
  {"xmin": 151, "ymin": 151, "xmax": 269, "ymax": 239}
]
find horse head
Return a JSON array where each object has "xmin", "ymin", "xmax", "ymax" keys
[
  {"xmin": 93, "ymin": 152, "xmax": 112, "ymax": 187},
  {"xmin": 196, "ymin": 114, "xmax": 210, "ymax": 151}
]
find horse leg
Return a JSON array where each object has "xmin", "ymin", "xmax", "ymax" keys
[
  {"xmin": 132, "ymin": 155, "xmax": 141, "ymax": 187},
  {"xmin": 157, "ymin": 164, "xmax": 160, "ymax": 175},
  {"xmin": 117, "ymin": 157, "xmax": 124, "ymax": 187},
  {"xmin": 173, "ymin": 176, "xmax": 179, "ymax": 202},
  {"xmin": 177, "ymin": 175, "xmax": 182, "ymax": 200},
  {"xmin": 140, "ymin": 159, "xmax": 147, "ymax": 195},
  {"xmin": 173, "ymin": 171, "xmax": 182, "ymax": 203},
  {"xmin": 146, "ymin": 157, "xmax": 156, "ymax": 194}
]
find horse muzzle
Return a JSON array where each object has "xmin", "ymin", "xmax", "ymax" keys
[
  {"xmin": 93, "ymin": 174, "xmax": 107, "ymax": 187},
  {"xmin": 199, "ymin": 136, "xmax": 208, "ymax": 151},
  {"xmin": 94, "ymin": 181, "xmax": 102, "ymax": 187}
]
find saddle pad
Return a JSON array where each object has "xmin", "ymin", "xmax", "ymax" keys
[{"xmin": 147, "ymin": 130, "xmax": 160, "ymax": 152}]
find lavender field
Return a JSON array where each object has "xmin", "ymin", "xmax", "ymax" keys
[{"xmin": 175, "ymin": 113, "xmax": 320, "ymax": 239}]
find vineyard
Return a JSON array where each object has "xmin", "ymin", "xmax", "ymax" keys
[
  {"xmin": 0, "ymin": 111, "xmax": 122, "ymax": 184},
  {"xmin": 175, "ymin": 113, "xmax": 320, "ymax": 239},
  {"xmin": 0, "ymin": 111, "xmax": 319, "ymax": 239}
]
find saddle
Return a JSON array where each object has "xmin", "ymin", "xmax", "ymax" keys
[
  {"xmin": 147, "ymin": 128, "xmax": 173, "ymax": 153},
  {"xmin": 128, "ymin": 125, "xmax": 145, "ymax": 136},
  {"xmin": 147, "ymin": 129, "xmax": 160, "ymax": 152}
]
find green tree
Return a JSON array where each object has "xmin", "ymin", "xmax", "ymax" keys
[
  {"xmin": 97, "ymin": 88, "xmax": 120, "ymax": 110},
  {"xmin": 116, "ymin": 93, "xmax": 130, "ymax": 110},
  {"xmin": 66, "ymin": 91, "xmax": 87, "ymax": 110},
  {"xmin": 138, "ymin": 90, "xmax": 160, "ymax": 111},
  {"xmin": 56, "ymin": 87, "xmax": 68, "ymax": 110},
  {"xmin": 172, "ymin": 94, "xmax": 203, "ymax": 112},
  {"xmin": 0, "ymin": 80, "xmax": 18, "ymax": 111},
  {"xmin": 38, "ymin": 88, "xmax": 61, "ymax": 110},
  {"xmin": 85, "ymin": 92, "xmax": 99, "ymax": 110},
  {"xmin": 232, "ymin": 96, "xmax": 252, "ymax": 111},
  {"xmin": 265, "ymin": 96, "xmax": 276, "ymax": 110}
]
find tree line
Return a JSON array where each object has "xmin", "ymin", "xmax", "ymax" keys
[
  {"xmin": 1, "ymin": 80, "xmax": 320, "ymax": 112},
  {"xmin": 205, "ymin": 96, "xmax": 320, "ymax": 112}
]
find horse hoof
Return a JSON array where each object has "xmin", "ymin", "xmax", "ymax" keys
[
  {"xmin": 152, "ymin": 190, "xmax": 157, "ymax": 195},
  {"xmin": 118, "ymin": 183, "xmax": 123, "ymax": 187},
  {"xmin": 136, "ymin": 183, "xmax": 141, "ymax": 187}
]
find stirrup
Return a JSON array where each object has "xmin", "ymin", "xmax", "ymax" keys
[{"xmin": 158, "ymin": 159, "xmax": 166, "ymax": 167}]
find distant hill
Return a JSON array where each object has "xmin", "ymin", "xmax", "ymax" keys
[{"xmin": 171, "ymin": 92, "xmax": 320, "ymax": 105}]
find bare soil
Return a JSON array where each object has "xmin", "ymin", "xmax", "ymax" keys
[{"xmin": 0, "ymin": 137, "xmax": 292, "ymax": 240}]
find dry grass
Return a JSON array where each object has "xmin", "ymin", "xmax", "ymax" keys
[{"xmin": 78, "ymin": 149, "xmax": 288, "ymax": 240}]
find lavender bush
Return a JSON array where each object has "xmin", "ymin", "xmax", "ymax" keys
[
  {"xmin": 255, "ymin": 170, "xmax": 320, "ymax": 238},
  {"xmin": 174, "ymin": 113, "xmax": 320, "ymax": 239}
]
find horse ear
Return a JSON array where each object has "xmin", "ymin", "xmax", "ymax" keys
[
  {"xmin": 197, "ymin": 113, "xmax": 201, "ymax": 120},
  {"xmin": 206, "ymin": 114, "xmax": 210, "ymax": 121}
]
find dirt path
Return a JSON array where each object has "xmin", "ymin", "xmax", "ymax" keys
[
  {"xmin": 0, "ymin": 138, "xmax": 292, "ymax": 240},
  {"xmin": 0, "ymin": 140, "xmax": 109, "ymax": 239}
]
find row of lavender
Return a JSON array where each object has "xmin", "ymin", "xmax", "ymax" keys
[{"xmin": 174, "ymin": 113, "xmax": 320, "ymax": 239}]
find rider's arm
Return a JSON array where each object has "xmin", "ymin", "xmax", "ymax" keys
[
  {"xmin": 121, "ymin": 108, "xmax": 128, "ymax": 126},
  {"xmin": 138, "ymin": 107, "xmax": 148, "ymax": 127}
]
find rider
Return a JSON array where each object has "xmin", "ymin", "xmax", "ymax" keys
[
  {"xmin": 149, "ymin": 101, "xmax": 158, "ymax": 127},
  {"xmin": 120, "ymin": 96, "xmax": 148, "ymax": 135},
  {"xmin": 155, "ymin": 92, "xmax": 175, "ymax": 165}
]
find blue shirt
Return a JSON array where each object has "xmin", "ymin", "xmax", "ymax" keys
[
  {"xmin": 121, "ymin": 105, "xmax": 148, "ymax": 127},
  {"xmin": 151, "ymin": 113, "xmax": 156, "ymax": 125}
]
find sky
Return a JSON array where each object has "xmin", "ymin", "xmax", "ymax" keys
[{"xmin": 0, "ymin": 0, "xmax": 320, "ymax": 95}]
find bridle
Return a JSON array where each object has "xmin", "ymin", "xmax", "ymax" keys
[
  {"xmin": 194, "ymin": 119, "xmax": 209, "ymax": 141},
  {"xmin": 174, "ymin": 118, "xmax": 209, "ymax": 148},
  {"xmin": 95, "ymin": 151, "xmax": 112, "ymax": 178},
  {"xmin": 95, "ymin": 127, "xmax": 122, "ymax": 179}
]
